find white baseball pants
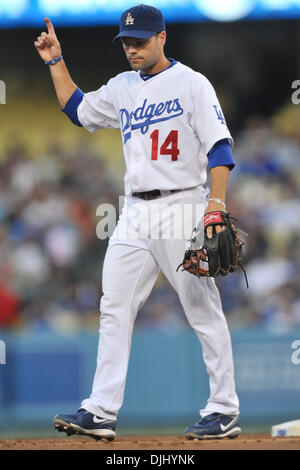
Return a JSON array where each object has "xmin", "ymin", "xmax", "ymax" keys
[{"xmin": 81, "ymin": 186, "xmax": 239, "ymax": 419}]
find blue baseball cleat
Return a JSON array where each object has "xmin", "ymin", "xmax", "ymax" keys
[
  {"xmin": 53, "ymin": 408, "xmax": 116, "ymax": 441},
  {"xmin": 185, "ymin": 412, "xmax": 241, "ymax": 440}
]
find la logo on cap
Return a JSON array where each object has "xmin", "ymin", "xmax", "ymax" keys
[{"xmin": 125, "ymin": 12, "xmax": 134, "ymax": 25}]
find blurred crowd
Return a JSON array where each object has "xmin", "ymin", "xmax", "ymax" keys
[
  {"xmin": 219, "ymin": 114, "xmax": 300, "ymax": 331},
  {"xmin": 0, "ymin": 110, "xmax": 300, "ymax": 332},
  {"xmin": 0, "ymin": 143, "xmax": 119, "ymax": 332}
]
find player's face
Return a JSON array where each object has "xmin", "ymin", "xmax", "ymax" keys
[{"xmin": 122, "ymin": 32, "xmax": 166, "ymax": 74}]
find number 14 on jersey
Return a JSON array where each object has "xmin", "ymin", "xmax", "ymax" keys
[{"xmin": 150, "ymin": 129, "xmax": 179, "ymax": 161}]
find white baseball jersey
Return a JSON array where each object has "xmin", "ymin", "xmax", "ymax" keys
[{"xmin": 77, "ymin": 61, "xmax": 233, "ymax": 195}]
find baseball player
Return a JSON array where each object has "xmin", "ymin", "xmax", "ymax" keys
[{"xmin": 34, "ymin": 4, "xmax": 241, "ymax": 441}]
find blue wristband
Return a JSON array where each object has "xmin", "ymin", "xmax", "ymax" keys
[{"xmin": 45, "ymin": 56, "xmax": 63, "ymax": 66}]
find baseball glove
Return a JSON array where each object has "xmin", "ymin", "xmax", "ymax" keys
[{"xmin": 176, "ymin": 211, "xmax": 248, "ymax": 287}]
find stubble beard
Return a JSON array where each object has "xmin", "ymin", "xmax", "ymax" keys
[{"xmin": 129, "ymin": 56, "xmax": 159, "ymax": 73}]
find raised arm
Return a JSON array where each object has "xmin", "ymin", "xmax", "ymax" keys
[{"xmin": 34, "ymin": 17, "xmax": 77, "ymax": 108}]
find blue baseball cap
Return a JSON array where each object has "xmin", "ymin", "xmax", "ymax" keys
[{"xmin": 113, "ymin": 4, "xmax": 165, "ymax": 42}]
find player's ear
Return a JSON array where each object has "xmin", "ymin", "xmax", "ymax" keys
[{"xmin": 157, "ymin": 31, "xmax": 166, "ymax": 47}]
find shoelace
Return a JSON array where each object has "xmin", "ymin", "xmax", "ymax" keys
[{"xmin": 197, "ymin": 413, "xmax": 222, "ymax": 425}]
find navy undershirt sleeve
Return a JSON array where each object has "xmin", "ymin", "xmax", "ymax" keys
[
  {"xmin": 207, "ymin": 138, "xmax": 235, "ymax": 170},
  {"xmin": 62, "ymin": 87, "xmax": 84, "ymax": 127}
]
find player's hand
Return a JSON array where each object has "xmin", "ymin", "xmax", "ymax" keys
[
  {"xmin": 34, "ymin": 17, "xmax": 62, "ymax": 62},
  {"xmin": 205, "ymin": 201, "xmax": 226, "ymax": 239}
]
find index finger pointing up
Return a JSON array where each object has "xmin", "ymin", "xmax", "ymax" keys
[{"xmin": 44, "ymin": 17, "xmax": 57, "ymax": 38}]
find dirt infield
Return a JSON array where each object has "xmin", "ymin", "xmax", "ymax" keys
[{"xmin": 0, "ymin": 434, "xmax": 299, "ymax": 450}]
